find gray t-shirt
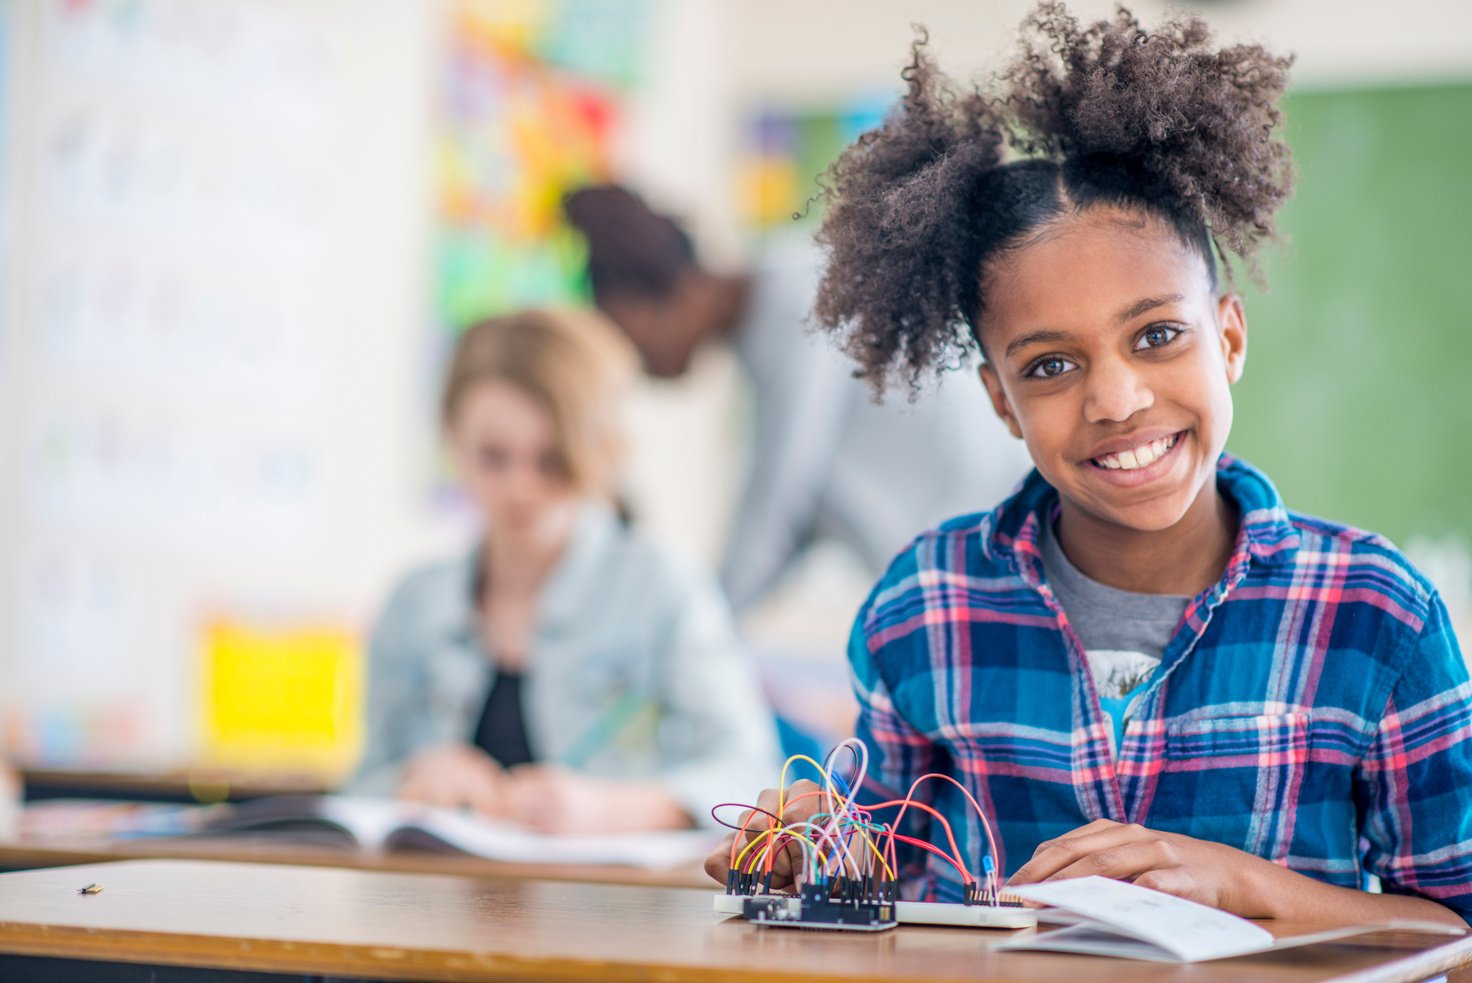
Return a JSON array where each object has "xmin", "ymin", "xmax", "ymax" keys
[{"xmin": 1038, "ymin": 519, "xmax": 1189, "ymax": 755}]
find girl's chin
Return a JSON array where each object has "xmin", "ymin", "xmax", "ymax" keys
[{"xmin": 1052, "ymin": 475, "xmax": 1214, "ymax": 535}]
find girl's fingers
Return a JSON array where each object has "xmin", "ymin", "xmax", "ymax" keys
[
  {"xmin": 1038, "ymin": 838, "xmax": 1178, "ymax": 884},
  {"xmin": 466, "ymin": 770, "xmax": 506, "ymax": 818},
  {"xmin": 714, "ymin": 780, "xmax": 829, "ymax": 892},
  {"xmin": 705, "ymin": 834, "xmax": 739, "ymax": 883},
  {"xmin": 1007, "ymin": 822, "xmax": 1154, "ymax": 885}
]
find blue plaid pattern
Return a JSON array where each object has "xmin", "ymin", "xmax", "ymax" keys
[{"xmin": 851, "ymin": 455, "xmax": 1472, "ymax": 921}]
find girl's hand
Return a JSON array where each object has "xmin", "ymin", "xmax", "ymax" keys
[
  {"xmin": 502, "ymin": 765, "xmax": 690, "ymax": 835},
  {"xmin": 396, "ymin": 743, "xmax": 509, "ymax": 818},
  {"xmin": 702, "ymin": 779, "xmax": 824, "ymax": 891},
  {"xmin": 1004, "ymin": 818, "xmax": 1278, "ymax": 917}
]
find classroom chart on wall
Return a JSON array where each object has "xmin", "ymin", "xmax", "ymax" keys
[
  {"xmin": 434, "ymin": 0, "xmax": 647, "ymax": 330},
  {"xmin": 736, "ymin": 97, "xmax": 889, "ymax": 234},
  {"xmin": 0, "ymin": 0, "xmax": 340, "ymax": 764}
]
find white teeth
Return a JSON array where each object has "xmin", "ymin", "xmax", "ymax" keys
[{"xmin": 1095, "ymin": 433, "xmax": 1178, "ymax": 471}]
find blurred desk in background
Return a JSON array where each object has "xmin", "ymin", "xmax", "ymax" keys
[
  {"xmin": 1, "ymin": 859, "xmax": 1469, "ymax": 983},
  {"xmin": 19, "ymin": 763, "xmax": 338, "ymax": 804}
]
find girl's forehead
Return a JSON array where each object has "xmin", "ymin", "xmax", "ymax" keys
[
  {"xmin": 979, "ymin": 208, "xmax": 1214, "ymax": 348},
  {"xmin": 454, "ymin": 380, "xmax": 551, "ymax": 433}
]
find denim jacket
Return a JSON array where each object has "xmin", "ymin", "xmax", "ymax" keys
[{"xmin": 351, "ymin": 502, "xmax": 782, "ymax": 825}]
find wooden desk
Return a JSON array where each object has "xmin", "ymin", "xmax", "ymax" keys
[
  {"xmin": 0, "ymin": 859, "xmax": 1468, "ymax": 983},
  {"xmin": 0, "ymin": 832, "xmax": 710, "ymax": 888},
  {"xmin": 20, "ymin": 764, "xmax": 336, "ymax": 804}
]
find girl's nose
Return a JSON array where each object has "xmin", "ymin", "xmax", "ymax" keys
[{"xmin": 1082, "ymin": 356, "xmax": 1154, "ymax": 424}]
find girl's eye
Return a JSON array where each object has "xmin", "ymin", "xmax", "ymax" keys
[
  {"xmin": 1025, "ymin": 355, "xmax": 1077, "ymax": 379},
  {"xmin": 1135, "ymin": 324, "xmax": 1182, "ymax": 350}
]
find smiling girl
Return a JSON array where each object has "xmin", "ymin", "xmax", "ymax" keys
[{"xmin": 707, "ymin": 3, "xmax": 1472, "ymax": 926}]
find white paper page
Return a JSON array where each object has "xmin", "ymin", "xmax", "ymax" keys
[
  {"xmin": 312, "ymin": 796, "xmax": 410, "ymax": 850},
  {"xmin": 1004, "ymin": 876, "xmax": 1274, "ymax": 962}
]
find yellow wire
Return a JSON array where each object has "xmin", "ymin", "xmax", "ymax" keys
[
  {"xmin": 852, "ymin": 827, "xmax": 897, "ymax": 881},
  {"xmin": 776, "ymin": 753, "xmax": 843, "ymax": 820},
  {"xmin": 734, "ymin": 823, "xmax": 830, "ymax": 875},
  {"xmin": 732, "ymin": 749, "xmax": 896, "ymax": 883}
]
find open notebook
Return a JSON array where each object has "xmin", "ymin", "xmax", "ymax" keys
[
  {"xmin": 204, "ymin": 794, "xmax": 719, "ymax": 869},
  {"xmin": 997, "ymin": 876, "xmax": 1465, "ymax": 963}
]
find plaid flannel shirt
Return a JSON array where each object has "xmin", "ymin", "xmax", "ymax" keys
[{"xmin": 852, "ymin": 454, "xmax": 1472, "ymax": 922}]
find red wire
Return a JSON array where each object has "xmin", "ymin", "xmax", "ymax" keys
[
  {"xmin": 862, "ymin": 796, "xmax": 973, "ymax": 882},
  {"xmin": 722, "ymin": 768, "xmax": 998, "ymax": 890}
]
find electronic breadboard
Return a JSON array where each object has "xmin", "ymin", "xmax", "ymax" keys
[{"xmin": 714, "ymin": 893, "xmax": 1037, "ymax": 930}]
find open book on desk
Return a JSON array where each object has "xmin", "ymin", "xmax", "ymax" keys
[
  {"xmin": 203, "ymin": 795, "xmax": 719, "ymax": 870},
  {"xmin": 996, "ymin": 876, "xmax": 1464, "ymax": 963}
]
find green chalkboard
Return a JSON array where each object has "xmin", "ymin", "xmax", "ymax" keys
[{"xmin": 1228, "ymin": 83, "xmax": 1472, "ymax": 550}]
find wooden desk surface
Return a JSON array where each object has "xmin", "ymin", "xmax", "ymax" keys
[
  {"xmin": 0, "ymin": 859, "xmax": 1468, "ymax": 983},
  {"xmin": 0, "ymin": 833, "xmax": 711, "ymax": 888}
]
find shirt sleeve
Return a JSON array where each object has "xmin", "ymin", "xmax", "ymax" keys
[
  {"xmin": 1357, "ymin": 589, "xmax": 1472, "ymax": 925},
  {"xmin": 848, "ymin": 599, "xmax": 940, "ymax": 898},
  {"xmin": 718, "ymin": 271, "xmax": 855, "ymax": 615},
  {"xmin": 346, "ymin": 580, "xmax": 423, "ymax": 795},
  {"xmin": 647, "ymin": 569, "xmax": 784, "ymax": 827}
]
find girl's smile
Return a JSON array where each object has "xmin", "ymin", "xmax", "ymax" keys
[{"xmin": 1083, "ymin": 428, "xmax": 1188, "ymax": 489}]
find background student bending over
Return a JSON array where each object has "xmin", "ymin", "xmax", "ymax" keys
[{"xmin": 353, "ymin": 308, "xmax": 780, "ymax": 834}]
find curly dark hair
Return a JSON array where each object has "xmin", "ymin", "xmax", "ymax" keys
[{"xmin": 814, "ymin": 2, "xmax": 1294, "ymax": 394}]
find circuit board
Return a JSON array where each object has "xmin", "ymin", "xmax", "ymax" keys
[
  {"xmin": 714, "ymin": 893, "xmax": 1036, "ymax": 930},
  {"xmin": 738, "ymin": 893, "xmax": 897, "ymax": 932}
]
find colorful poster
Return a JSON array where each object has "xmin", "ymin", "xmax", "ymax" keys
[
  {"xmin": 435, "ymin": 0, "xmax": 647, "ymax": 333},
  {"xmin": 738, "ymin": 98, "xmax": 890, "ymax": 232}
]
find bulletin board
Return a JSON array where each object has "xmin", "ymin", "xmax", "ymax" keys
[
  {"xmin": 434, "ymin": 0, "xmax": 646, "ymax": 332},
  {"xmin": 1228, "ymin": 84, "xmax": 1472, "ymax": 555},
  {"xmin": 737, "ymin": 98, "xmax": 889, "ymax": 232}
]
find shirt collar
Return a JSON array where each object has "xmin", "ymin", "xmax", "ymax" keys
[
  {"xmin": 980, "ymin": 453, "xmax": 1300, "ymax": 573},
  {"xmin": 452, "ymin": 499, "xmax": 622, "ymax": 642},
  {"xmin": 536, "ymin": 499, "xmax": 621, "ymax": 628}
]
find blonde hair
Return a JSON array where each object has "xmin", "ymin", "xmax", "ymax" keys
[{"xmin": 442, "ymin": 308, "xmax": 638, "ymax": 496}]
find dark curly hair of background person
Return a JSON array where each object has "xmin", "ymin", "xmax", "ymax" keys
[{"xmin": 813, "ymin": 2, "xmax": 1295, "ymax": 396}]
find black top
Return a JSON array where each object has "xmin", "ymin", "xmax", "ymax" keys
[{"xmin": 472, "ymin": 670, "xmax": 536, "ymax": 768}]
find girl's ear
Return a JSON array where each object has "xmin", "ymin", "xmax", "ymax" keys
[
  {"xmin": 979, "ymin": 363, "xmax": 1024, "ymax": 440},
  {"xmin": 1217, "ymin": 294, "xmax": 1248, "ymax": 384}
]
